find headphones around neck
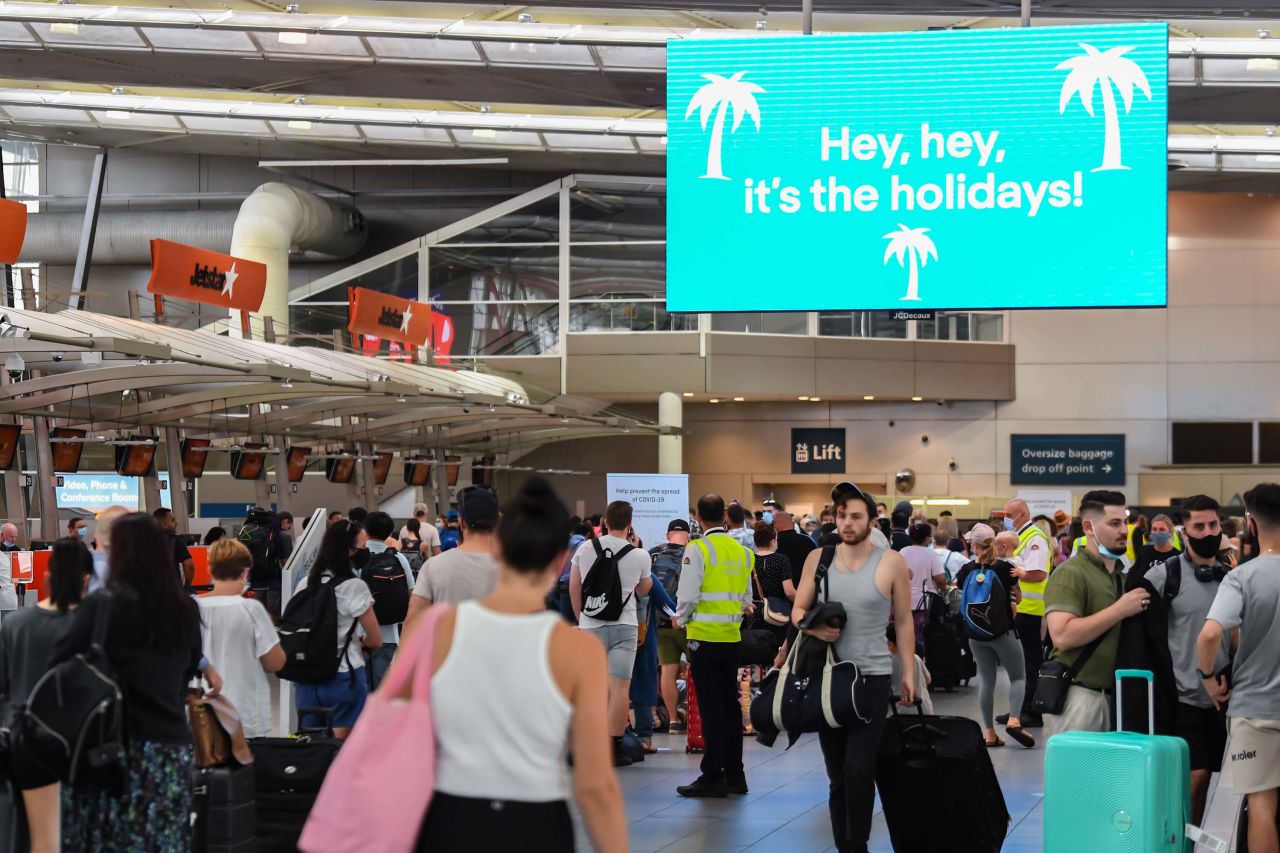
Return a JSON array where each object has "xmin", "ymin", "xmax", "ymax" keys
[{"xmin": 1192, "ymin": 560, "xmax": 1228, "ymax": 583}]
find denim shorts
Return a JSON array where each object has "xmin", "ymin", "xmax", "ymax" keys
[
  {"xmin": 296, "ymin": 667, "xmax": 370, "ymax": 729},
  {"xmin": 584, "ymin": 624, "xmax": 638, "ymax": 680}
]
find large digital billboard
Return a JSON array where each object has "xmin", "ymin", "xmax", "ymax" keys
[{"xmin": 666, "ymin": 23, "xmax": 1168, "ymax": 312}]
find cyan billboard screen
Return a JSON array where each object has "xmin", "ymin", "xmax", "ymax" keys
[{"xmin": 666, "ymin": 23, "xmax": 1168, "ymax": 312}]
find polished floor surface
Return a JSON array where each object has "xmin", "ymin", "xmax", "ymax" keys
[{"xmin": 584, "ymin": 675, "xmax": 1243, "ymax": 852}]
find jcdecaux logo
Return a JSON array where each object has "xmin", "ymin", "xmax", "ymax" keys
[{"xmin": 666, "ymin": 23, "xmax": 1168, "ymax": 313}]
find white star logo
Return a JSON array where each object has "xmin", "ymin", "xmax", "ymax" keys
[
  {"xmin": 222, "ymin": 262, "xmax": 239, "ymax": 299},
  {"xmin": 400, "ymin": 304, "xmax": 413, "ymax": 333}
]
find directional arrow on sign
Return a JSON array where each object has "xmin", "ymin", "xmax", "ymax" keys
[{"xmin": 1102, "ymin": 464, "xmax": 1113, "ymax": 473}]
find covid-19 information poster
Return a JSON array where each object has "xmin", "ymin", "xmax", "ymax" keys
[{"xmin": 605, "ymin": 473, "xmax": 690, "ymax": 553}]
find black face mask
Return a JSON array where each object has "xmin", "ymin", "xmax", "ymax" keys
[{"xmin": 1186, "ymin": 532, "xmax": 1222, "ymax": 561}]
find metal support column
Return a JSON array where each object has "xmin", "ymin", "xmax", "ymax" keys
[
  {"xmin": 1021, "ymin": 0, "xmax": 1031, "ymax": 26},
  {"xmin": 355, "ymin": 440, "xmax": 376, "ymax": 511},
  {"xmin": 273, "ymin": 439, "xmax": 293, "ymax": 518},
  {"xmin": 163, "ymin": 427, "xmax": 189, "ymax": 534},
  {"xmin": 141, "ymin": 455, "xmax": 163, "ymax": 515},
  {"xmin": 31, "ymin": 416, "xmax": 58, "ymax": 542},
  {"xmin": 802, "ymin": 0, "xmax": 813, "ymax": 34},
  {"xmin": 0, "ymin": 370, "xmax": 29, "ymax": 544},
  {"xmin": 558, "ymin": 181, "xmax": 571, "ymax": 395},
  {"xmin": 70, "ymin": 148, "xmax": 108, "ymax": 311}
]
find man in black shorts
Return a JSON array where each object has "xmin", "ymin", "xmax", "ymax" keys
[{"xmin": 1143, "ymin": 495, "xmax": 1231, "ymax": 825}]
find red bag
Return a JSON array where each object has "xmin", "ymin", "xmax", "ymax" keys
[{"xmin": 686, "ymin": 676, "xmax": 704, "ymax": 754}]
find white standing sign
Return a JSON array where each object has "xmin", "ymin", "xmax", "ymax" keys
[
  {"xmin": 606, "ymin": 473, "xmax": 689, "ymax": 553},
  {"xmin": 1016, "ymin": 489, "xmax": 1074, "ymax": 520}
]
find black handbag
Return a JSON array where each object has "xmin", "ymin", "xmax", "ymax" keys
[
  {"xmin": 1028, "ymin": 571, "xmax": 1122, "ymax": 716},
  {"xmin": 737, "ymin": 628, "xmax": 781, "ymax": 667}
]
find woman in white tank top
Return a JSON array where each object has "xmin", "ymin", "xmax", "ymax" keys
[{"xmin": 407, "ymin": 478, "xmax": 627, "ymax": 853}]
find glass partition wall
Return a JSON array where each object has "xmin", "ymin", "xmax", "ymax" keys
[{"xmin": 290, "ymin": 174, "xmax": 1006, "ymax": 380}]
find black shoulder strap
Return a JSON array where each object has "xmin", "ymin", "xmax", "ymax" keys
[
  {"xmin": 816, "ymin": 545, "xmax": 837, "ymax": 602},
  {"xmin": 1066, "ymin": 568, "xmax": 1124, "ymax": 679},
  {"xmin": 614, "ymin": 544, "xmax": 635, "ymax": 561},
  {"xmin": 1164, "ymin": 554, "xmax": 1182, "ymax": 604},
  {"xmin": 592, "ymin": 537, "xmax": 605, "ymax": 560},
  {"xmin": 89, "ymin": 590, "xmax": 112, "ymax": 654}
]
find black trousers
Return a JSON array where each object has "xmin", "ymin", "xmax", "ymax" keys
[
  {"xmin": 416, "ymin": 793, "xmax": 574, "ymax": 852},
  {"xmin": 816, "ymin": 675, "xmax": 891, "ymax": 853},
  {"xmin": 1014, "ymin": 613, "xmax": 1043, "ymax": 716},
  {"xmin": 688, "ymin": 639, "xmax": 743, "ymax": 781}
]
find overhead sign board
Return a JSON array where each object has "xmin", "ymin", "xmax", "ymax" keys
[
  {"xmin": 1011, "ymin": 435, "xmax": 1125, "ymax": 486},
  {"xmin": 792, "ymin": 428, "xmax": 846, "ymax": 474},
  {"xmin": 667, "ymin": 23, "xmax": 1168, "ymax": 312}
]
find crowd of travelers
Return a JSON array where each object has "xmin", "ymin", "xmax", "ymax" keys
[{"xmin": 0, "ymin": 479, "xmax": 1276, "ymax": 853}]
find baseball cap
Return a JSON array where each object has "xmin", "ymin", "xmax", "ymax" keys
[
  {"xmin": 458, "ymin": 486, "xmax": 500, "ymax": 525},
  {"xmin": 445, "ymin": 510, "xmax": 460, "ymax": 522},
  {"xmin": 966, "ymin": 523, "xmax": 996, "ymax": 546},
  {"xmin": 667, "ymin": 519, "xmax": 690, "ymax": 533}
]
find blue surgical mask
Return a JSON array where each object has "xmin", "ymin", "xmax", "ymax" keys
[
  {"xmin": 1151, "ymin": 531, "xmax": 1172, "ymax": 546},
  {"xmin": 1003, "ymin": 516, "xmax": 1016, "ymax": 532},
  {"xmin": 78, "ymin": 527, "xmax": 87, "ymax": 538},
  {"xmin": 1090, "ymin": 525, "xmax": 1126, "ymax": 560},
  {"xmin": 762, "ymin": 511, "xmax": 773, "ymax": 525}
]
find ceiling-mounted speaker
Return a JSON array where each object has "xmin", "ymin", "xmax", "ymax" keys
[{"xmin": 894, "ymin": 468, "xmax": 916, "ymax": 493}]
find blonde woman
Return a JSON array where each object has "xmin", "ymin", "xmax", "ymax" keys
[{"xmin": 954, "ymin": 524, "xmax": 1033, "ymax": 749}]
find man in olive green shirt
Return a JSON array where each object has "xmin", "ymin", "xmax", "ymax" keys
[{"xmin": 1044, "ymin": 490, "xmax": 1151, "ymax": 736}]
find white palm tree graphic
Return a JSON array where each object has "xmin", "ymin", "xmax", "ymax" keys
[
  {"xmin": 685, "ymin": 71, "xmax": 765, "ymax": 180},
  {"xmin": 1056, "ymin": 43, "xmax": 1152, "ymax": 172},
  {"xmin": 882, "ymin": 225, "xmax": 938, "ymax": 302}
]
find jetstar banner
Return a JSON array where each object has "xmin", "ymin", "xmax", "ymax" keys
[
  {"xmin": 347, "ymin": 286, "xmax": 433, "ymax": 348},
  {"xmin": 146, "ymin": 239, "xmax": 267, "ymax": 312},
  {"xmin": 0, "ymin": 198, "xmax": 28, "ymax": 264}
]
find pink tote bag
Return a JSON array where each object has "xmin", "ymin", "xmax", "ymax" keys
[{"xmin": 299, "ymin": 604, "xmax": 449, "ymax": 853}]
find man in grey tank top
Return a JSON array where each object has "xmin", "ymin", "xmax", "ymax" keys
[{"xmin": 791, "ymin": 482, "xmax": 918, "ymax": 853}]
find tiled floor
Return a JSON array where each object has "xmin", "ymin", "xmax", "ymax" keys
[{"xmin": 586, "ymin": 680, "xmax": 1050, "ymax": 852}]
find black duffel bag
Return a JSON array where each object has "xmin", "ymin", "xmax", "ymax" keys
[
  {"xmin": 737, "ymin": 627, "xmax": 782, "ymax": 668},
  {"xmin": 750, "ymin": 632, "xmax": 870, "ymax": 748}
]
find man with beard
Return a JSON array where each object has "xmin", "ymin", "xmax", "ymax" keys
[{"xmin": 792, "ymin": 482, "xmax": 917, "ymax": 853}]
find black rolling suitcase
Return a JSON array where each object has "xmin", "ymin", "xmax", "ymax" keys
[
  {"xmin": 921, "ymin": 622, "xmax": 963, "ymax": 690},
  {"xmin": 876, "ymin": 701, "xmax": 1009, "ymax": 853},
  {"xmin": 192, "ymin": 764, "xmax": 256, "ymax": 853},
  {"xmin": 250, "ymin": 708, "xmax": 340, "ymax": 852}
]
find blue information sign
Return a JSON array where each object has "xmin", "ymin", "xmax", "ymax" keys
[
  {"xmin": 1011, "ymin": 434, "xmax": 1126, "ymax": 486},
  {"xmin": 667, "ymin": 23, "xmax": 1168, "ymax": 312}
]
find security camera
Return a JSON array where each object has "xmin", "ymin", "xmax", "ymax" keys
[
  {"xmin": 4, "ymin": 353, "xmax": 24, "ymax": 381},
  {"xmin": 948, "ymin": 458, "xmax": 958, "ymax": 471},
  {"xmin": 936, "ymin": 399, "xmax": 946, "ymax": 407},
  {"xmin": 921, "ymin": 435, "xmax": 929, "ymax": 446},
  {"xmin": 51, "ymin": 352, "xmax": 64, "ymax": 362},
  {"xmin": 462, "ymin": 406, "xmax": 471, "ymax": 415}
]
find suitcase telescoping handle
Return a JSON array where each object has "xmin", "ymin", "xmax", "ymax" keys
[{"xmin": 1114, "ymin": 669, "xmax": 1155, "ymax": 735}]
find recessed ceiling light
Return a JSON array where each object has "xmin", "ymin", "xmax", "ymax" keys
[
  {"xmin": 278, "ymin": 30, "xmax": 308, "ymax": 44},
  {"xmin": 1246, "ymin": 57, "xmax": 1279, "ymax": 71},
  {"xmin": 471, "ymin": 128, "xmax": 497, "ymax": 139},
  {"xmin": 287, "ymin": 119, "xmax": 312, "ymax": 130},
  {"xmin": 709, "ymin": 398, "xmax": 720, "ymax": 404},
  {"xmin": 911, "ymin": 396, "xmax": 923, "ymax": 402},
  {"xmin": 50, "ymin": 21, "xmax": 80, "ymax": 35},
  {"xmin": 863, "ymin": 395, "xmax": 875, "ymax": 401},
  {"xmin": 682, "ymin": 392, "xmax": 694, "ymax": 397},
  {"xmin": 798, "ymin": 396, "xmax": 809, "ymax": 401},
  {"xmin": 811, "ymin": 397, "xmax": 821, "ymax": 402},
  {"xmin": 733, "ymin": 396, "xmax": 745, "ymax": 402},
  {"xmin": 105, "ymin": 109, "xmax": 131, "ymax": 120},
  {"xmin": 517, "ymin": 12, "xmax": 535, "ymax": 23}
]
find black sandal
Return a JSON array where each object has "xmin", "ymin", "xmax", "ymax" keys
[
  {"xmin": 984, "ymin": 735, "xmax": 1005, "ymax": 748},
  {"xmin": 1005, "ymin": 725, "xmax": 1036, "ymax": 749}
]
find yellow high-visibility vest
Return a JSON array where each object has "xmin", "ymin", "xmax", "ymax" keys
[
  {"xmin": 1015, "ymin": 524, "xmax": 1054, "ymax": 617},
  {"xmin": 686, "ymin": 534, "xmax": 753, "ymax": 643}
]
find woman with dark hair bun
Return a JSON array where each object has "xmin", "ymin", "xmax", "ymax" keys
[
  {"xmin": 51, "ymin": 513, "xmax": 206, "ymax": 851},
  {"xmin": 0, "ymin": 537, "xmax": 95, "ymax": 852},
  {"xmin": 405, "ymin": 477, "xmax": 626, "ymax": 852}
]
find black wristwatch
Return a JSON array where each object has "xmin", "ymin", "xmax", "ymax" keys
[{"xmin": 1196, "ymin": 668, "xmax": 1214, "ymax": 680}]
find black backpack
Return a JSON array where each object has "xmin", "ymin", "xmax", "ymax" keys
[
  {"xmin": 241, "ymin": 508, "xmax": 281, "ymax": 588},
  {"xmin": 365, "ymin": 549, "xmax": 410, "ymax": 625},
  {"xmin": 277, "ymin": 574, "xmax": 359, "ymax": 684},
  {"xmin": 649, "ymin": 544, "xmax": 683, "ymax": 627},
  {"xmin": 580, "ymin": 537, "xmax": 635, "ymax": 622},
  {"xmin": 10, "ymin": 592, "xmax": 124, "ymax": 785}
]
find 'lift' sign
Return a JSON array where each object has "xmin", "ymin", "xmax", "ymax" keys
[{"xmin": 791, "ymin": 428, "xmax": 846, "ymax": 474}]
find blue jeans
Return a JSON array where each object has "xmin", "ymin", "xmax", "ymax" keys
[
  {"xmin": 632, "ymin": 703, "xmax": 654, "ymax": 743},
  {"xmin": 296, "ymin": 668, "xmax": 369, "ymax": 730},
  {"xmin": 368, "ymin": 644, "xmax": 397, "ymax": 691}
]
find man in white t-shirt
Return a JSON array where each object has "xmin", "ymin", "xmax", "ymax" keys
[
  {"xmin": 399, "ymin": 502, "xmax": 442, "ymax": 558},
  {"xmin": 570, "ymin": 500, "xmax": 653, "ymax": 767}
]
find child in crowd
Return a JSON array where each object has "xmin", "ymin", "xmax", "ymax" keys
[{"xmin": 887, "ymin": 623, "xmax": 933, "ymax": 714}]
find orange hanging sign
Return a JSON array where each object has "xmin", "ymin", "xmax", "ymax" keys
[
  {"xmin": 347, "ymin": 286, "xmax": 433, "ymax": 348},
  {"xmin": 145, "ymin": 239, "xmax": 267, "ymax": 313},
  {"xmin": 0, "ymin": 198, "xmax": 27, "ymax": 264}
]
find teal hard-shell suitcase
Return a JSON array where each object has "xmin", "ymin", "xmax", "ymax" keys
[{"xmin": 1044, "ymin": 669, "xmax": 1191, "ymax": 853}]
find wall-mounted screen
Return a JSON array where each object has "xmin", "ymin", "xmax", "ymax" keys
[
  {"xmin": 666, "ymin": 23, "xmax": 1168, "ymax": 312},
  {"xmin": 181, "ymin": 438, "xmax": 211, "ymax": 478},
  {"xmin": 286, "ymin": 446, "xmax": 310, "ymax": 483},
  {"xmin": 51, "ymin": 427, "xmax": 86, "ymax": 473},
  {"xmin": 230, "ymin": 443, "xmax": 267, "ymax": 480},
  {"xmin": 0, "ymin": 424, "xmax": 19, "ymax": 470}
]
